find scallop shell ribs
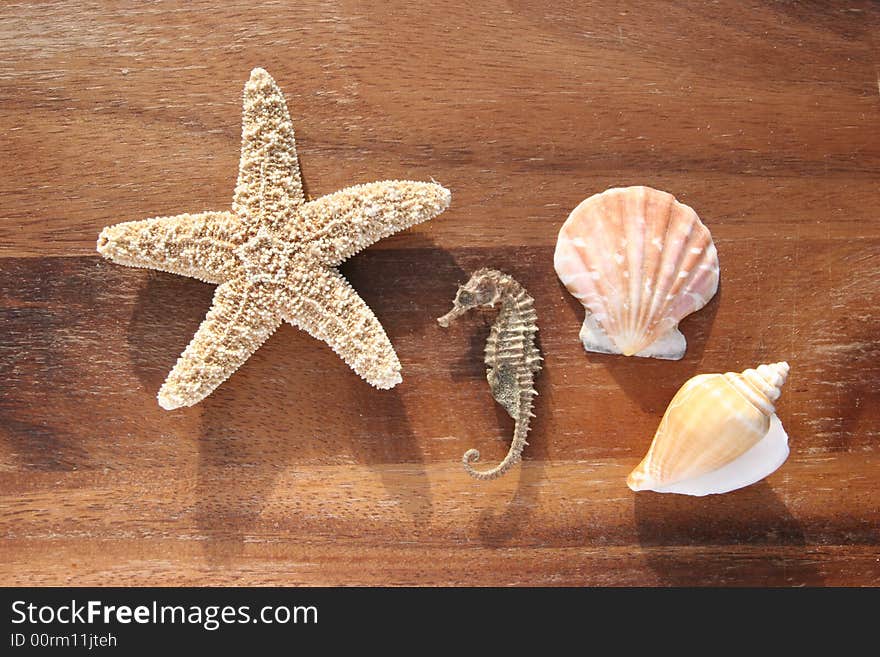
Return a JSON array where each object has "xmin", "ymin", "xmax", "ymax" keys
[{"xmin": 554, "ymin": 186, "xmax": 719, "ymax": 360}]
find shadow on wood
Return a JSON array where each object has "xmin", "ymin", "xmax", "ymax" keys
[
  {"xmin": 633, "ymin": 481, "xmax": 823, "ymax": 586},
  {"xmin": 126, "ymin": 269, "xmax": 215, "ymax": 393},
  {"xmin": 123, "ymin": 237, "xmax": 468, "ymax": 563}
]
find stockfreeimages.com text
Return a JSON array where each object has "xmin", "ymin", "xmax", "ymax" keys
[{"xmin": 11, "ymin": 600, "xmax": 317, "ymax": 631}]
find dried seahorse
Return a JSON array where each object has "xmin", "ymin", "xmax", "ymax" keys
[{"xmin": 437, "ymin": 269, "xmax": 542, "ymax": 480}]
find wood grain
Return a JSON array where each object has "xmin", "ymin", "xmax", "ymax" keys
[{"xmin": 1, "ymin": 1, "xmax": 878, "ymax": 586}]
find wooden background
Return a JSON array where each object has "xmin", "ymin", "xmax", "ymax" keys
[{"xmin": 1, "ymin": 1, "xmax": 878, "ymax": 586}]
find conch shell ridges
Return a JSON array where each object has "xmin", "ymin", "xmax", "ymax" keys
[{"xmin": 724, "ymin": 361, "xmax": 789, "ymax": 416}]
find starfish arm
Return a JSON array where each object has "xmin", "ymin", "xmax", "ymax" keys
[
  {"xmin": 158, "ymin": 279, "xmax": 282, "ymax": 409},
  {"xmin": 296, "ymin": 180, "xmax": 451, "ymax": 266},
  {"xmin": 282, "ymin": 267, "xmax": 402, "ymax": 389},
  {"xmin": 97, "ymin": 211, "xmax": 241, "ymax": 284},
  {"xmin": 233, "ymin": 67, "xmax": 305, "ymax": 232}
]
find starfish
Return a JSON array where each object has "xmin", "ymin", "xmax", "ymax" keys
[{"xmin": 97, "ymin": 68, "xmax": 451, "ymax": 410}]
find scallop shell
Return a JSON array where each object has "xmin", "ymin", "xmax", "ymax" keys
[
  {"xmin": 554, "ymin": 186, "xmax": 719, "ymax": 360},
  {"xmin": 627, "ymin": 362, "xmax": 790, "ymax": 496}
]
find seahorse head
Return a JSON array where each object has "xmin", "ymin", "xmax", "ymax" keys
[{"xmin": 437, "ymin": 268, "xmax": 507, "ymax": 327}]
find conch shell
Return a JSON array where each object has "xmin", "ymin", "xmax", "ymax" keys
[
  {"xmin": 627, "ymin": 362, "xmax": 791, "ymax": 496},
  {"xmin": 554, "ymin": 186, "xmax": 719, "ymax": 360}
]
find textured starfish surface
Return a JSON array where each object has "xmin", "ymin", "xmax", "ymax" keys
[{"xmin": 97, "ymin": 68, "xmax": 451, "ymax": 410}]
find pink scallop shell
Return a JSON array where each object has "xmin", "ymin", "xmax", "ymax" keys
[{"xmin": 554, "ymin": 186, "xmax": 719, "ymax": 359}]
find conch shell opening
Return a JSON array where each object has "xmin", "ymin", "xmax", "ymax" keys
[{"xmin": 627, "ymin": 362, "xmax": 791, "ymax": 496}]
